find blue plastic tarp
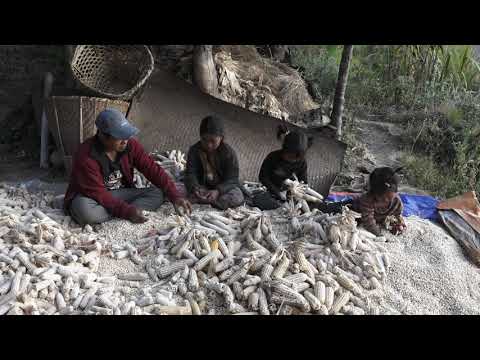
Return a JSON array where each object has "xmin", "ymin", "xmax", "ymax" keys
[{"xmin": 326, "ymin": 192, "xmax": 440, "ymax": 222}]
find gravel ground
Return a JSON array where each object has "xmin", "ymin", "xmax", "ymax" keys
[{"xmin": 377, "ymin": 216, "xmax": 480, "ymax": 315}]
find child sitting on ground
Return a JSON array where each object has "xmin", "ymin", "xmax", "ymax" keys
[
  {"xmin": 352, "ymin": 166, "xmax": 406, "ymax": 236},
  {"xmin": 254, "ymin": 124, "xmax": 349, "ymax": 213}
]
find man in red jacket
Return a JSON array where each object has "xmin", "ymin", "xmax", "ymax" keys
[{"xmin": 64, "ymin": 108, "xmax": 192, "ymax": 225}]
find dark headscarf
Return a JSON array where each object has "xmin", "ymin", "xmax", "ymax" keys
[
  {"xmin": 282, "ymin": 132, "xmax": 309, "ymax": 153},
  {"xmin": 200, "ymin": 115, "xmax": 224, "ymax": 137}
]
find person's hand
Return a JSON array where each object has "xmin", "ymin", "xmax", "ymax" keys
[
  {"xmin": 206, "ymin": 190, "xmax": 220, "ymax": 202},
  {"xmin": 194, "ymin": 187, "xmax": 208, "ymax": 201},
  {"xmin": 174, "ymin": 198, "xmax": 192, "ymax": 216},
  {"xmin": 128, "ymin": 208, "xmax": 148, "ymax": 224}
]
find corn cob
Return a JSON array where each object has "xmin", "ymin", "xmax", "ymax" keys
[
  {"xmin": 317, "ymin": 304, "xmax": 328, "ymax": 315},
  {"xmin": 180, "ymin": 265, "xmax": 190, "ymax": 280},
  {"xmin": 245, "ymin": 231, "xmax": 268, "ymax": 252},
  {"xmin": 260, "ymin": 263, "xmax": 274, "ymax": 282},
  {"xmin": 249, "ymin": 255, "xmax": 270, "ymax": 273},
  {"xmin": 157, "ymin": 259, "xmax": 194, "ymax": 279},
  {"xmin": 314, "ymin": 281, "xmax": 326, "ymax": 304},
  {"xmin": 271, "ymin": 253, "xmax": 290, "ymax": 280},
  {"xmin": 177, "ymin": 278, "xmax": 188, "ymax": 296},
  {"xmin": 304, "ymin": 289, "xmax": 322, "ymax": 311},
  {"xmin": 232, "ymin": 281, "xmax": 243, "ymax": 301},
  {"xmin": 214, "ymin": 257, "xmax": 235, "ymax": 273},
  {"xmin": 248, "ymin": 292, "xmax": 259, "ymax": 311},
  {"xmin": 242, "ymin": 285, "xmax": 257, "ymax": 300},
  {"xmin": 265, "ymin": 233, "xmax": 282, "ymax": 251},
  {"xmin": 294, "ymin": 246, "xmax": 317, "ymax": 280},
  {"xmin": 325, "ymin": 286, "xmax": 335, "ymax": 310},
  {"xmin": 257, "ymin": 287, "xmax": 269, "ymax": 315},
  {"xmin": 11, "ymin": 267, "xmax": 26, "ymax": 295},
  {"xmin": 218, "ymin": 265, "xmax": 240, "ymax": 282},
  {"xmin": 207, "ymin": 218, "xmax": 237, "ymax": 236},
  {"xmin": 260, "ymin": 217, "xmax": 270, "ymax": 236},
  {"xmin": 294, "ymin": 282, "xmax": 311, "ymax": 293},
  {"xmin": 330, "ymin": 291, "xmax": 351, "ymax": 315},
  {"xmin": 243, "ymin": 275, "xmax": 262, "ymax": 287},
  {"xmin": 185, "ymin": 292, "xmax": 201, "ymax": 315},
  {"xmin": 199, "ymin": 219, "xmax": 229, "ymax": 237},
  {"xmin": 226, "ymin": 259, "xmax": 253, "ymax": 285},
  {"xmin": 193, "ymin": 249, "xmax": 220, "ymax": 271},
  {"xmin": 370, "ymin": 277, "xmax": 382, "ymax": 289},
  {"xmin": 188, "ymin": 268, "xmax": 199, "ymax": 292},
  {"xmin": 270, "ymin": 281, "xmax": 311, "ymax": 312},
  {"xmin": 215, "ymin": 237, "xmax": 230, "ymax": 258},
  {"xmin": 198, "ymin": 234, "xmax": 212, "ymax": 253}
]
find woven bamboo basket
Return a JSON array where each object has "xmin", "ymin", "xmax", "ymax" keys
[
  {"xmin": 70, "ymin": 45, "xmax": 155, "ymax": 101},
  {"xmin": 45, "ymin": 96, "xmax": 130, "ymax": 177}
]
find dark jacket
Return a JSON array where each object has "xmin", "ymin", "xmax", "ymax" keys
[
  {"xmin": 184, "ymin": 141, "xmax": 240, "ymax": 195},
  {"xmin": 259, "ymin": 150, "xmax": 308, "ymax": 198},
  {"xmin": 64, "ymin": 136, "xmax": 180, "ymax": 220}
]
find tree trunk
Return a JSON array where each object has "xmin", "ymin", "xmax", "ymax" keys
[
  {"xmin": 192, "ymin": 45, "xmax": 218, "ymax": 97},
  {"xmin": 331, "ymin": 45, "xmax": 354, "ymax": 138}
]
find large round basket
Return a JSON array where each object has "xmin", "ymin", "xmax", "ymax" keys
[{"xmin": 70, "ymin": 45, "xmax": 155, "ymax": 101}]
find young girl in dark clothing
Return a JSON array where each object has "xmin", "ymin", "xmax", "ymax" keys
[
  {"xmin": 351, "ymin": 167, "xmax": 406, "ymax": 236},
  {"xmin": 254, "ymin": 125, "xmax": 348, "ymax": 212}
]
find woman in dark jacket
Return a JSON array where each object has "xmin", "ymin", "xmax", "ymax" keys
[{"xmin": 184, "ymin": 115, "xmax": 245, "ymax": 210}]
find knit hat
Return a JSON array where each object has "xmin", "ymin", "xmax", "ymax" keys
[{"xmin": 200, "ymin": 115, "xmax": 224, "ymax": 137}]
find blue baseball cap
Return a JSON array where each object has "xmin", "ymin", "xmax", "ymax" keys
[{"xmin": 95, "ymin": 108, "xmax": 139, "ymax": 140}]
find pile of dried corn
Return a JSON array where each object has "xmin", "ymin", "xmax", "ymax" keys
[
  {"xmin": 0, "ymin": 179, "xmax": 391, "ymax": 315},
  {"xmin": 134, "ymin": 150, "xmax": 186, "ymax": 188}
]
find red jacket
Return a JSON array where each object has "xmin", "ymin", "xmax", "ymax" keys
[{"xmin": 64, "ymin": 136, "xmax": 180, "ymax": 220}]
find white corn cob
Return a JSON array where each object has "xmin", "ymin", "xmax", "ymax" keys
[
  {"xmin": 188, "ymin": 268, "xmax": 199, "ymax": 292},
  {"xmin": 248, "ymin": 292, "xmax": 259, "ymax": 311},
  {"xmin": 314, "ymin": 281, "xmax": 326, "ymax": 304},
  {"xmin": 15, "ymin": 251, "xmax": 37, "ymax": 273},
  {"xmin": 11, "ymin": 267, "xmax": 26, "ymax": 295},
  {"xmin": 270, "ymin": 282, "xmax": 311, "ymax": 312},
  {"xmin": 214, "ymin": 256, "xmax": 234, "ymax": 273},
  {"xmin": 226, "ymin": 260, "xmax": 252, "ymax": 285},
  {"xmin": 242, "ymin": 285, "xmax": 257, "ymax": 300},
  {"xmin": 257, "ymin": 287, "xmax": 269, "ymax": 315},
  {"xmin": 325, "ymin": 286, "xmax": 335, "ymax": 310},
  {"xmin": 243, "ymin": 275, "xmax": 262, "ymax": 287},
  {"xmin": 304, "ymin": 289, "xmax": 322, "ymax": 311},
  {"xmin": 214, "ymin": 237, "xmax": 230, "ymax": 258},
  {"xmin": 199, "ymin": 219, "xmax": 229, "ymax": 237},
  {"xmin": 260, "ymin": 263, "xmax": 274, "ymax": 282},
  {"xmin": 294, "ymin": 282, "xmax": 311, "ymax": 293},
  {"xmin": 284, "ymin": 273, "xmax": 310, "ymax": 284},
  {"xmin": 193, "ymin": 249, "xmax": 221, "ymax": 271},
  {"xmin": 219, "ymin": 265, "xmax": 240, "ymax": 282},
  {"xmin": 271, "ymin": 253, "xmax": 290, "ymax": 280},
  {"xmin": 265, "ymin": 233, "xmax": 282, "ymax": 251},
  {"xmin": 18, "ymin": 273, "xmax": 31, "ymax": 294},
  {"xmin": 232, "ymin": 282, "xmax": 243, "ymax": 301},
  {"xmin": 187, "ymin": 295, "xmax": 202, "ymax": 315},
  {"xmin": 330, "ymin": 291, "xmax": 351, "ymax": 315},
  {"xmin": 177, "ymin": 279, "xmax": 188, "ymax": 296},
  {"xmin": 158, "ymin": 259, "xmax": 194, "ymax": 278},
  {"xmin": 370, "ymin": 277, "xmax": 382, "ymax": 289}
]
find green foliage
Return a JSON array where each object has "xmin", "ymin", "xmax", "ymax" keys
[{"xmin": 292, "ymin": 45, "xmax": 480, "ymax": 198}]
